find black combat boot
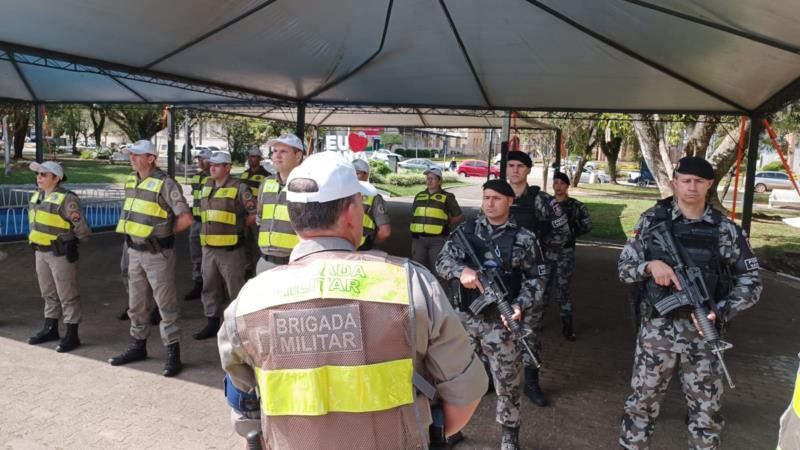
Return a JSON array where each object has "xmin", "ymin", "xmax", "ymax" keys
[
  {"xmin": 523, "ymin": 366, "xmax": 548, "ymax": 407},
  {"xmin": 183, "ymin": 280, "xmax": 203, "ymax": 301},
  {"xmin": 108, "ymin": 338, "xmax": 147, "ymax": 366},
  {"xmin": 561, "ymin": 315, "xmax": 577, "ymax": 341},
  {"xmin": 150, "ymin": 308, "xmax": 162, "ymax": 326},
  {"xmin": 115, "ymin": 309, "xmax": 129, "ymax": 321},
  {"xmin": 500, "ymin": 425, "xmax": 520, "ymax": 450},
  {"xmin": 163, "ymin": 342, "xmax": 182, "ymax": 377},
  {"xmin": 56, "ymin": 323, "xmax": 81, "ymax": 352},
  {"xmin": 192, "ymin": 317, "xmax": 221, "ymax": 340},
  {"xmin": 27, "ymin": 318, "xmax": 59, "ymax": 345}
]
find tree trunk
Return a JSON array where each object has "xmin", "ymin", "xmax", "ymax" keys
[
  {"xmin": 631, "ymin": 114, "xmax": 673, "ymax": 198},
  {"xmin": 683, "ymin": 116, "xmax": 720, "ymax": 158},
  {"xmin": 12, "ymin": 109, "xmax": 29, "ymax": 159},
  {"xmin": 706, "ymin": 121, "xmax": 749, "ymax": 213},
  {"xmin": 607, "ymin": 154, "xmax": 619, "ymax": 184},
  {"xmin": 90, "ymin": 107, "xmax": 106, "ymax": 148}
]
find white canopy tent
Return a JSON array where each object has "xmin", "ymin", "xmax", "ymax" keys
[{"xmin": 1, "ymin": 0, "xmax": 799, "ymax": 230}]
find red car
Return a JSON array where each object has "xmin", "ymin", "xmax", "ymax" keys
[{"xmin": 456, "ymin": 159, "xmax": 500, "ymax": 179}]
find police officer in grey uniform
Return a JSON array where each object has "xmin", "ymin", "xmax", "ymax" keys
[
  {"xmin": 239, "ymin": 148, "xmax": 270, "ymax": 277},
  {"xmin": 550, "ymin": 172, "xmax": 593, "ymax": 340},
  {"xmin": 506, "ymin": 151, "xmax": 569, "ymax": 407},
  {"xmin": 109, "ymin": 140, "xmax": 193, "ymax": 377},
  {"xmin": 193, "ymin": 151, "xmax": 256, "ymax": 340},
  {"xmin": 218, "ymin": 151, "xmax": 487, "ymax": 449},
  {"xmin": 437, "ymin": 179, "xmax": 547, "ymax": 450},
  {"xmin": 184, "ymin": 148, "xmax": 212, "ymax": 300},
  {"xmin": 26, "ymin": 161, "xmax": 91, "ymax": 352},
  {"xmin": 618, "ymin": 157, "xmax": 762, "ymax": 450},
  {"xmin": 353, "ymin": 158, "xmax": 391, "ymax": 250}
]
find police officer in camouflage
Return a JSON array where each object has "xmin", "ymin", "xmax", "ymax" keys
[
  {"xmin": 550, "ymin": 172, "xmax": 593, "ymax": 341},
  {"xmin": 506, "ymin": 151, "xmax": 570, "ymax": 407},
  {"xmin": 618, "ymin": 157, "xmax": 762, "ymax": 450},
  {"xmin": 437, "ymin": 179, "xmax": 547, "ymax": 450}
]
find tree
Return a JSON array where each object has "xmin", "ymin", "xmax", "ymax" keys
[
  {"xmin": 0, "ymin": 104, "xmax": 31, "ymax": 159},
  {"xmin": 47, "ymin": 106, "xmax": 88, "ymax": 155},
  {"xmin": 219, "ymin": 117, "xmax": 273, "ymax": 162},
  {"xmin": 380, "ymin": 133, "xmax": 403, "ymax": 150},
  {"xmin": 89, "ymin": 106, "xmax": 107, "ymax": 148},
  {"xmin": 631, "ymin": 114, "xmax": 679, "ymax": 197},
  {"xmin": 108, "ymin": 106, "xmax": 167, "ymax": 142},
  {"xmin": 597, "ymin": 114, "xmax": 634, "ymax": 185},
  {"xmin": 564, "ymin": 117, "xmax": 598, "ymax": 187}
]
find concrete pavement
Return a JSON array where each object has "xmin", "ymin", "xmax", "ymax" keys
[{"xmin": 0, "ymin": 193, "xmax": 797, "ymax": 449}]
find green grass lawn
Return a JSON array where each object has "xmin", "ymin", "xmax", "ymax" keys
[
  {"xmin": 374, "ymin": 182, "xmax": 466, "ymax": 197},
  {"xmin": 578, "ymin": 183, "xmax": 772, "ymax": 204},
  {"xmin": 582, "ymin": 196, "xmax": 800, "ymax": 276},
  {"xmin": 1, "ymin": 158, "xmax": 133, "ymax": 185}
]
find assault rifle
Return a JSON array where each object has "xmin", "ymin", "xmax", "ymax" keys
[
  {"xmin": 650, "ymin": 221, "xmax": 735, "ymax": 388},
  {"xmin": 451, "ymin": 227, "xmax": 541, "ymax": 368},
  {"xmin": 246, "ymin": 430, "xmax": 262, "ymax": 450}
]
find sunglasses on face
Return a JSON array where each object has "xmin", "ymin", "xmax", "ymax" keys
[{"xmin": 37, "ymin": 172, "xmax": 50, "ymax": 177}]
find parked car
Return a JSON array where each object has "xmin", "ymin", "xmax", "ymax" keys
[
  {"xmin": 628, "ymin": 161, "xmax": 656, "ymax": 187},
  {"xmin": 191, "ymin": 145, "xmax": 221, "ymax": 158},
  {"xmin": 754, "ymin": 171, "xmax": 794, "ymax": 192},
  {"xmin": 578, "ymin": 168, "xmax": 610, "ymax": 184},
  {"xmin": 371, "ymin": 148, "xmax": 403, "ymax": 162},
  {"xmin": 398, "ymin": 158, "xmax": 439, "ymax": 171},
  {"xmin": 456, "ymin": 159, "xmax": 500, "ymax": 179}
]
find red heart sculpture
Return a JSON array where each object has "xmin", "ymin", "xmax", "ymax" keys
[{"xmin": 348, "ymin": 132, "xmax": 369, "ymax": 152}]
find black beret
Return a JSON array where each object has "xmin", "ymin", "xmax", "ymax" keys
[
  {"xmin": 553, "ymin": 172, "xmax": 570, "ymax": 185},
  {"xmin": 483, "ymin": 179, "xmax": 516, "ymax": 197},
  {"xmin": 674, "ymin": 156, "xmax": 714, "ymax": 180},
  {"xmin": 506, "ymin": 151, "xmax": 532, "ymax": 168}
]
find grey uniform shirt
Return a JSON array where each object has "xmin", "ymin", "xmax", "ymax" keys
[
  {"xmin": 618, "ymin": 200, "xmax": 762, "ymax": 321},
  {"xmin": 371, "ymin": 194, "xmax": 390, "ymax": 227},
  {"xmin": 218, "ymin": 236, "xmax": 488, "ymax": 437}
]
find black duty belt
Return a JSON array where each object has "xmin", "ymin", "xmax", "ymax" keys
[
  {"xmin": 31, "ymin": 243, "xmax": 54, "ymax": 252},
  {"xmin": 126, "ymin": 235, "xmax": 175, "ymax": 253},
  {"xmin": 411, "ymin": 233, "xmax": 445, "ymax": 239},
  {"xmin": 262, "ymin": 254, "xmax": 290, "ymax": 265}
]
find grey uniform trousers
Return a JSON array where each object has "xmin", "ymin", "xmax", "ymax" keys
[
  {"xmin": 188, "ymin": 220, "xmax": 203, "ymax": 282},
  {"xmin": 35, "ymin": 250, "xmax": 81, "ymax": 323},
  {"xmin": 127, "ymin": 247, "xmax": 180, "ymax": 345},
  {"xmin": 201, "ymin": 246, "xmax": 246, "ymax": 318}
]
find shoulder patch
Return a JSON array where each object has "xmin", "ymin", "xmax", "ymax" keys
[
  {"xmin": 170, "ymin": 190, "xmax": 182, "ymax": 201},
  {"xmin": 70, "ymin": 212, "xmax": 82, "ymax": 223},
  {"xmin": 744, "ymin": 257, "xmax": 759, "ymax": 271}
]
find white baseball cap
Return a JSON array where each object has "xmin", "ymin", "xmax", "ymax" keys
[
  {"xmin": 195, "ymin": 148, "xmax": 213, "ymax": 160},
  {"xmin": 30, "ymin": 161, "xmax": 64, "ymax": 180},
  {"xmin": 352, "ymin": 158, "xmax": 370, "ymax": 174},
  {"xmin": 287, "ymin": 151, "xmax": 377, "ymax": 203},
  {"xmin": 267, "ymin": 133, "xmax": 305, "ymax": 151},
  {"xmin": 424, "ymin": 167, "xmax": 443, "ymax": 178},
  {"xmin": 247, "ymin": 148, "xmax": 263, "ymax": 157},
  {"xmin": 127, "ymin": 140, "xmax": 158, "ymax": 155},
  {"xmin": 209, "ymin": 151, "xmax": 232, "ymax": 165}
]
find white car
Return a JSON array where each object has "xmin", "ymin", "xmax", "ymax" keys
[{"xmin": 370, "ymin": 149, "xmax": 403, "ymax": 162}]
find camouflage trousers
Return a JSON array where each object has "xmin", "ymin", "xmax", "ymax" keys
[
  {"xmin": 460, "ymin": 312, "xmax": 523, "ymax": 427},
  {"xmin": 620, "ymin": 316, "xmax": 725, "ymax": 450},
  {"xmin": 521, "ymin": 261, "xmax": 552, "ymax": 367},
  {"xmin": 545, "ymin": 246, "xmax": 575, "ymax": 317}
]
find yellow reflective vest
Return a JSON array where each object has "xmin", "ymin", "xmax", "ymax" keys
[
  {"xmin": 359, "ymin": 194, "xmax": 376, "ymax": 248},
  {"xmin": 778, "ymin": 354, "xmax": 800, "ymax": 450},
  {"xmin": 116, "ymin": 172, "xmax": 169, "ymax": 239},
  {"xmin": 257, "ymin": 177, "xmax": 298, "ymax": 256},
  {"xmin": 28, "ymin": 190, "xmax": 72, "ymax": 246},
  {"xmin": 189, "ymin": 170, "xmax": 210, "ymax": 218},
  {"xmin": 409, "ymin": 190, "xmax": 450, "ymax": 236},
  {"xmin": 200, "ymin": 178, "xmax": 242, "ymax": 247},
  {"xmin": 240, "ymin": 166, "xmax": 269, "ymax": 196},
  {"xmin": 233, "ymin": 251, "xmax": 426, "ymax": 448}
]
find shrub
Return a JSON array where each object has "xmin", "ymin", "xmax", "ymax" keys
[
  {"xmin": 369, "ymin": 159, "xmax": 392, "ymax": 176},
  {"xmin": 761, "ymin": 161, "xmax": 787, "ymax": 172},
  {"xmin": 79, "ymin": 150, "xmax": 94, "ymax": 160},
  {"xmin": 385, "ymin": 172, "xmax": 427, "ymax": 186}
]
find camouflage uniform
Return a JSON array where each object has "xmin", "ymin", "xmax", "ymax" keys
[
  {"xmin": 436, "ymin": 215, "xmax": 546, "ymax": 428},
  {"xmin": 546, "ymin": 196, "xmax": 592, "ymax": 317},
  {"xmin": 510, "ymin": 185, "xmax": 569, "ymax": 360},
  {"xmin": 618, "ymin": 199, "xmax": 762, "ymax": 450}
]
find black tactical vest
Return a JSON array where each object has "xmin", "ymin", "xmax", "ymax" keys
[
  {"xmin": 459, "ymin": 219, "xmax": 523, "ymax": 318},
  {"xmin": 511, "ymin": 185, "xmax": 549, "ymax": 238},
  {"xmin": 642, "ymin": 198, "xmax": 727, "ymax": 311}
]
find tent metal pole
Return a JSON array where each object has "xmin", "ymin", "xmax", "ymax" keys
[
  {"xmin": 295, "ymin": 102, "xmax": 306, "ymax": 144},
  {"xmin": 741, "ymin": 114, "xmax": 763, "ymax": 234},
  {"xmin": 3, "ymin": 115, "xmax": 9, "ymax": 176},
  {"xmin": 183, "ymin": 109, "xmax": 190, "ymax": 183},
  {"xmin": 167, "ymin": 106, "xmax": 176, "ymax": 178},
  {"xmin": 34, "ymin": 103, "xmax": 44, "ymax": 163},
  {"xmin": 554, "ymin": 128, "xmax": 562, "ymax": 174},
  {"xmin": 500, "ymin": 113, "xmax": 510, "ymax": 180}
]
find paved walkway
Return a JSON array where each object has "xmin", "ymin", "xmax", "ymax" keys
[{"xmin": 1, "ymin": 198, "xmax": 797, "ymax": 449}]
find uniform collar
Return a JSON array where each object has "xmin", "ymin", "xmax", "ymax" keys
[
  {"xmin": 670, "ymin": 199, "xmax": 716, "ymax": 224},
  {"xmin": 290, "ymin": 236, "xmax": 356, "ymax": 262}
]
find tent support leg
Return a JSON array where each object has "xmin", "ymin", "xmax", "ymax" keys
[
  {"xmin": 167, "ymin": 106, "xmax": 176, "ymax": 178},
  {"xmin": 741, "ymin": 114, "xmax": 763, "ymax": 234}
]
